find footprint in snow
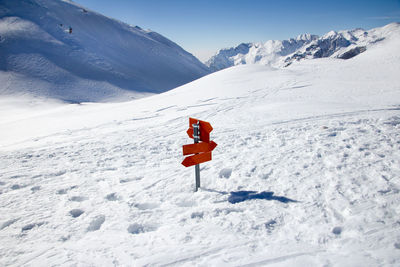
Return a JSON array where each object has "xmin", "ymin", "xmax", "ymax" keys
[
  {"xmin": 69, "ymin": 209, "xmax": 84, "ymax": 218},
  {"xmin": 134, "ymin": 202, "xmax": 160, "ymax": 210},
  {"xmin": 219, "ymin": 168, "xmax": 232, "ymax": 179},
  {"xmin": 31, "ymin": 186, "xmax": 41, "ymax": 192},
  {"xmin": 87, "ymin": 215, "xmax": 105, "ymax": 232},
  {"xmin": 0, "ymin": 218, "xmax": 19, "ymax": 230},
  {"xmin": 191, "ymin": 212, "xmax": 204, "ymax": 219},
  {"xmin": 332, "ymin": 226, "xmax": 343, "ymax": 235},
  {"xmin": 11, "ymin": 184, "xmax": 24, "ymax": 190},
  {"xmin": 57, "ymin": 189, "xmax": 67, "ymax": 195},
  {"xmin": 57, "ymin": 185, "xmax": 78, "ymax": 195},
  {"xmin": 21, "ymin": 222, "xmax": 45, "ymax": 232},
  {"xmin": 127, "ymin": 223, "xmax": 157, "ymax": 235},
  {"xmin": 69, "ymin": 196, "xmax": 87, "ymax": 202},
  {"xmin": 327, "ymin": 132, "xmax": 337, "ymax": 137},
  {"xmin": 265, "ymin": 219, "xmax": 277, "ymax": 233},
  {"xmin": 105, "ymin": 193, "xmax": 119, "ymax": 201},
  {"xmin": 59, "ymin": 235, "xmax": 71, "ymax": 242},
  {"xmin": 176, "ymin": 200, "xmax": 196, "ymax": 207}
]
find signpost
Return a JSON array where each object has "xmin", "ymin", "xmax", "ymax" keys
[{"xmin": 182, "ymin": 118, "xmax": 217, "ymax": 192}]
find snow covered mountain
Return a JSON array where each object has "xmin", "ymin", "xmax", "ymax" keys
[
  {"xmin": 0, "ymin": 0, "xmax": 210, "ymax": 102},
  {"xmin": 1, "ymin": 18, "xmax": 400, "ymax": 266},
  {"xmin": 206, "ymin": 34, "xmax": 318, "ymax": 72},
  {"xmin": 206, "ymin": 23, "xmax": 398, "ymax": 71}
]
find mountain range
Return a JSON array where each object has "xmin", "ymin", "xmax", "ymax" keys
[
  {"xmin": 0, "ymin": 0, "xmax": 399, "ymax": 104},
  {"xmin": 206, "ymin": 23, "xmax": 397, "ymax": 71}
]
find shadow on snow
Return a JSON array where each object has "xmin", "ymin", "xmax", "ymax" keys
[
  {"xmin": 228, "ymin": 191, "xmax": 298, "ymax": 204},
  {"xmin": 202, "ymin": 189, "xmax": 298, "ymax": 204}
]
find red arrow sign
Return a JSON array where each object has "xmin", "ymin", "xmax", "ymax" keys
[
  {"xmin": 187, "ymin": 117, "xmax": 213, "ymax": 143},
  {"xmin": 186, "ymin": 128, "xmax": 193, "ymax": 139},
  {"xmin": 189, "ymin": 118, "xmax": 213, "ymax": 133},
  {"xmin": 183, "ymin": 141, "xmax": 217, "ymax": 156},
  {"xmin": 182, "ymin": 151, "xmax": 212, "ymax": 167}
]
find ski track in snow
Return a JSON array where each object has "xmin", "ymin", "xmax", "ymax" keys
[
  {"xmin": 0, "ymin": 101, "xmax": 399, "ymax": 265},
  {"xmin": 1, "ymin": 29, "xmax": 400, "ymax": 265}
]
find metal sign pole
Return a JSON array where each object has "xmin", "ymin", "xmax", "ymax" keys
[{"xmin": 193, "ymin": 121, "xmax": 200, "ymax": 192}]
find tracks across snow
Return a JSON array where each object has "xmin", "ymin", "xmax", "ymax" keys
[
  {"xmin": 0, "ymin": 108, "xmax": 399, "ymax": 265},
  {"xmin": 1, "ymin": 49, "xmax": 400, "ymax": 264}
]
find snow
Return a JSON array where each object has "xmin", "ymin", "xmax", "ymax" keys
[
  {"xmin": 0, "ymin": 0, "xmax": 210, "ymax": 102},
  {"xmin": 1, "ymin": 20, "xmax": 400, "ymax": 266}
]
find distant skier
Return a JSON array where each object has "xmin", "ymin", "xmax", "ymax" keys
[{"xmin": 69, "ymin": 27, "xmax": 72, "ymax": 34}]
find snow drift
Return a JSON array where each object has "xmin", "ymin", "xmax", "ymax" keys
[
  {"xmin": 206, "ymin": 23, "xmax": 399, "ymax": 71},
  {"xmin": 0, "ymin": 0, "xmax": 210, "ymax": 102}
]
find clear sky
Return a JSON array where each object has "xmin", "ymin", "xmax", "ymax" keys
[{"xmin": 74, "ymin": 0, "xmax": 400, "ymax": 61}]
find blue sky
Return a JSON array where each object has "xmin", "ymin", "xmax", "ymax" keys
[{"xmin": 75, "ymin": 0, "xmax": 400, "ymax": 61}]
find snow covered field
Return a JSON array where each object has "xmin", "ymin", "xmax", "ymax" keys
[{"xmin": 1, "ymin": 22, "xmax": 400, "ymax": 266}]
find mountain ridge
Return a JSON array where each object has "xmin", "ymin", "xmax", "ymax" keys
[
  {"xmin": 206, "ymin": 22, "xmax": 400, "ymax": 71},
  {"xmin": 0, "ymin": 0, "xmax": 210, "ymax": 102}
]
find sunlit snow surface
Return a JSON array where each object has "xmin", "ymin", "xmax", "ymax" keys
[
  {"xmin": 0, "ymin": 0, "xmax": 209, "ymax": 102},
  {"xmin": 1, "ymin": 25, "xmax": 400, "ymax": 266}
]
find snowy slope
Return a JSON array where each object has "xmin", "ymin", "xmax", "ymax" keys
[
  {"xmin": 0, "ymin": 0, "xmax": 210, "ymax": 102},
  {"xmin": 206, "ymin": 23, "xmax": 398, "ymax": 71},
  {"xmin": 0, "ymin": 21, "xmax": 400, "ymax": 266}
]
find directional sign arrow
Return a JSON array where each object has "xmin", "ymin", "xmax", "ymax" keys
[
  {"xmin": 189, "ymin": 118, "xmax": 213, "ymax": 133},
  {"xmin": 182, "ymin": 151, "xmax": 212, "ymax": 167},
  {"xmin": 186, "ymin": 128, "xmax": 193, "ymax": 139},
  {"xmin": 183, "ymin": 141, "xmax": 217, "ymax": 156},
  {"xmin": 188, "ymin": 117, "xmax": 213, "ymax": 143}
]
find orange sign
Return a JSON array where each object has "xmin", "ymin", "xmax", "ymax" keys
[
  {"xmin": 182, "ymin": 117, "xmax": 217, "ymax": 167},
  {"xmin": 182, "ymin": 152, "xmax": 212, "ymax": 167},
  {"xmin": 187, "ymin": 118, "xmax": 213, "ymax": 143},
  {"xmin": 183, "ymin": 141, "xmax": 217, "ymax": 156}
]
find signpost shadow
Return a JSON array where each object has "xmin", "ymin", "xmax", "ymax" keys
[
  {"xmin": 202, "ymin": 188, "xmax": 298, "ymax": 204},
  {"xmin": 228, "ymin": 191, "xmax": 299, "ymax": 204}
]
